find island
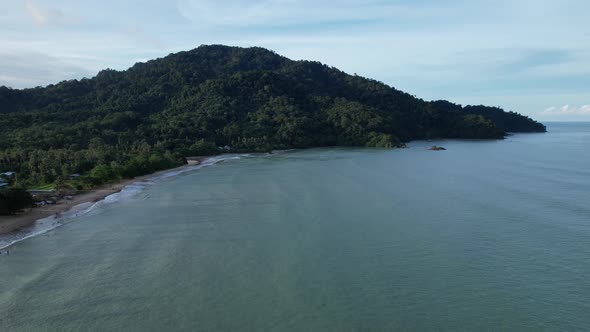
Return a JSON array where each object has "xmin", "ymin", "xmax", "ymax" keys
[{"xmin": 0, "ymin": 45, "xmax": 546, "ymax": 225}]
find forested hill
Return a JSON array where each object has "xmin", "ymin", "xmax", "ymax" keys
[{"xmin": 0, "ymin": 45, "xmax": 545, "ymax": 186}]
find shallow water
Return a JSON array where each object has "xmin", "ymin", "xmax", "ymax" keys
[{"xmin": 1, "ymin": 123, "xmax": 589, "ymax": 331}]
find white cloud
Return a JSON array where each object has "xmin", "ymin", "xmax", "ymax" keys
[
  {"xmin": 542, "ymin": 105, "xmax": 590, "ymax": 116},
  {"xmin": 25, "ymin": 2, "xmax": 47, "ymax": 25},
  {"xmin": 0, "ymin": 51, "xmax": 95, "ymax": 88},
  {"xmin": 1, "ymin": 0, "xmax": 589, "ymax": 119},
  {"xmin": 175, "ymin": 0, "xmax": 453, "ymax": 27},
  {"xmin": 24, "ymin": 1, "xmax": 63, "ymax": 25}
]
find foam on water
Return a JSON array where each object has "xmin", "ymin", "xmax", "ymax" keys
[
  {"xmin": 0, "ymin": 154, "xmax": 250, "ymax": 250},
  {"xmin": 0, "ymin": 201, "xmax": 96, "ymax": 251}
]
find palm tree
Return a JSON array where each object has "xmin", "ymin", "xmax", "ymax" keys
[{"xmin": 55, "ymin": 176, "xmax": 66, "ymax": 195}]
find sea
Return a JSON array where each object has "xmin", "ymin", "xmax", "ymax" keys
[{"xmin": 1, "ymin": 122, "xmax": 589, "ymax": 331}]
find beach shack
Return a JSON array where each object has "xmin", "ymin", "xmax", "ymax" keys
[
  {"xmin": 27, "ymin": 189, "xmax": 56, "ymax": 195},
  {"xmin": 27, "ymin": 189, "xmax": 57, "ymax": 202},
  {"xmin": 0, "ymin": 172, "xmax": 15, "ymax": 183}
]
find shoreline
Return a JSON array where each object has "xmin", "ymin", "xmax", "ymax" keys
[{"xmin": 0, "ymin": 159, "xmax": 202, "ymax": 235}]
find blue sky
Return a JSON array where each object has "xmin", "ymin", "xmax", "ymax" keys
[{"xmin": 1, "ymin": 0, "xmax": 589, "ymax": 121}]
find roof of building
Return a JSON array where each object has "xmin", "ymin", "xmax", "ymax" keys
[{"xmin": 27, "ymin": 189, "xmax": 56, "ymax": 194}]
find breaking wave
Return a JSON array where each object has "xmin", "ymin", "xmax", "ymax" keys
[{"xmin": 0, "ymin": 154, "xmax": 253, "ymax": 250}]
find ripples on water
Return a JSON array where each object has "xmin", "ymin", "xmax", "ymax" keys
[
  {"xmin": 0, "ymin": 154, "xmax": 255, "ymax": 250},
  {"xmin": 1, "ymin": 123, "xmax": 589, "ymax": 331}
]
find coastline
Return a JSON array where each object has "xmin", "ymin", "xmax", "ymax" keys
[{"xmin": 0, "ymin": 159, "xmax": 202, "ymax": 235}]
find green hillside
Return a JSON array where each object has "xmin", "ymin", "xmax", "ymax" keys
[{"xmin": 0, "ymin": 45, "xmax": 545, "ymax": 186}]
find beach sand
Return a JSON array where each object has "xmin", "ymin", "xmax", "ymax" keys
[{"xmin": 0, "ymin": 160, "xmax": 201, "ymax": 235}]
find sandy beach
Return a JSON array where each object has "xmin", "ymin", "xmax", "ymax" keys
[{"xmin": 0, "ymin": 160, "xmax": 201, "ymax": 235}]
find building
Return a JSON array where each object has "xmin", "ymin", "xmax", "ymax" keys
[
  {"xmin": 27, "ymin": 189, "xmax": 57, "ymax": 202},
  {"xmin": 27, "ymin": 189, "xmax": 57, "ymax": 195},
  {"xmin": 0, "ymin": 172, "xmax": 16, "ymax": 181}
]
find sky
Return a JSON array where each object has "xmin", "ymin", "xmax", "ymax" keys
[{"xmin": 0, "ymin": 0, "xmax": 589, "ymax": 121}]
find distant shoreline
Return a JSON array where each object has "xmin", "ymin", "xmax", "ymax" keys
[{"xmin": 0, "ymin": 159, "xmax": 203, "ymax": 235}]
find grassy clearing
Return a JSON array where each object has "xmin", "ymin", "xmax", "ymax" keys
[{"xmin": 31, "ymin": 183, "xmax": 55, "ymax": 190}]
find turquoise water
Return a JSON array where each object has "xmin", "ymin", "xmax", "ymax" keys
[{"xmin": 1, "ymin": 123, "xmax": 589, "ymax": 331}]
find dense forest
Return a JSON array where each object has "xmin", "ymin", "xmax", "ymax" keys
[{"xmin": 0, "ymin": 45, "xmax": 545, "ymax": 188}]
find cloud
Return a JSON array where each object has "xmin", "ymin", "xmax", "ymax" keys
[
  {"xmin": 175, "ymin": 0, "xmax": 448, "ymax": 27},
  {"xmin": 496, "ymin": 49, "xmax": 572, "ymax": 75},
  {"xmin": 24, "ymin": 1, "xmax": 68, "ymax": 26},
  {"xmin": 1, "ymin": 0, "xmax": 589, "ymax": 120},
  {"xmin": 123, "ymin": 22, "xmax": 164, "ymax": 49},
  {"xmin": 542, "ymin": 105, "xmax": 590, "ymax": 116},
  {"xmin": 0, "ymin": 51, "xmax": 95, "ymax": 88}
]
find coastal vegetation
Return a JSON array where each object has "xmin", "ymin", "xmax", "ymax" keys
[
  {"xmin": 0, "ymin": 188, "xmax": 32, "ymax": 215},
  {"xmin": 0, "ymin": 45, "xmax": 545, "ymax": 190}
]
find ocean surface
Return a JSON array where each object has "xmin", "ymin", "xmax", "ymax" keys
[{"xmin": 1, "ymin": 122, "xmax": 589, "ymax": 331}]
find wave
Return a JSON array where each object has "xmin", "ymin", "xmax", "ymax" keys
[{"xmin": 0, "ymin": 154, "xmax": 252, "ymax": 250}]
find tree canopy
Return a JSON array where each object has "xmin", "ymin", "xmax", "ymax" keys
[
  {"xmin": 0, "ymin": 188, "xmax": 33, "ymax": 215},
  {"xmin": 0, "ymin": 45, "xmax": 545, "ymax": 186}
]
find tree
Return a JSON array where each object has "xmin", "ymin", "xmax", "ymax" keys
[
  {"xmin": 189, "ymin": 139, "xmax": 219, "ymax": 156},
  {"xmin": 0, "ymin": 45, "xmax": 545, "ymax": 187},
  {"xmin": 0, "ymin": 188, "xmax": 33, "ymax": 215},
  {"xmin": 55, "ymin": 175, "xmax": 67, "ymax": 194},
  {"xmin": 90, "ymin": 164, "xmax": 114, "ymax": 184}
]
